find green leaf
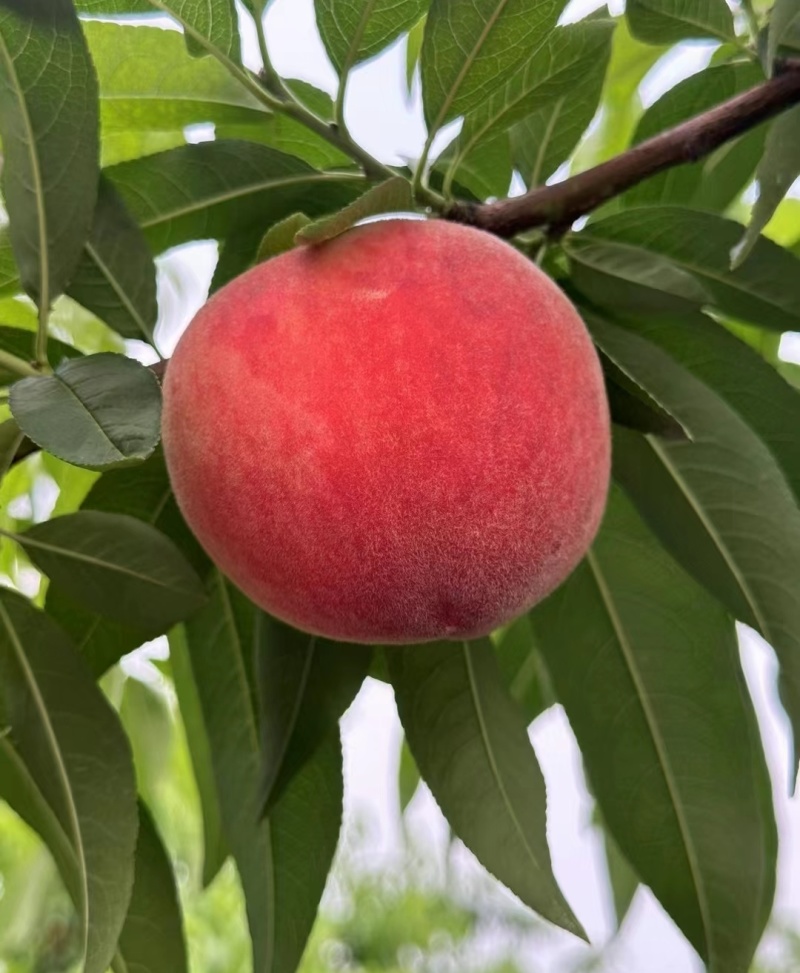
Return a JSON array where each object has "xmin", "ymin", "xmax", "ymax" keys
[
  {"xmin": 45, "ymin": 449, "xmax": 207, "ymax": 676},
  {"xmin": 10, "ymin": 354, "xmax": 162, "ymax": 469},
  {"xmin": 621, "ymin": 63, "xmax": 766, "ymax": 211},
  {"xmin": 626, "ymin": 0, "xmax": 735, "ymax": 43},
  {"xmin": 532, "ymin": 486, "xmax": 776, "ymax": 972},
  {"xmin": 571, "ymin": 207, "xmax": 800, "ymax": 331},
  {"xmin": 0, "ymin": 1, "xmax": 99, "ymax": 312},
  {"xmin": 405, "ymin": 14, "xmax": 425, "ymax": 93},
  {"xmin": 210, "ymin": 229, "xmax": 265, "ymax": 293},
  {"xmin": 217, "ymin": 80, "xmax": 352, "ymax": 170},
  {"xmin": 455, "ymin": 20, "xmax": 614, "ymax": 176},
  {"xmin": 588, "ymin": 313, "xmax": 800, "ymax": 777},
  {"xmin": 397, "ymin": 735, "xmax": 420, "ymax": 813},
  {"xmin": 734, "ymin": 106, "xmax": 800, "ymax": 267},
  {"xmin": 106, "ymin": 141, "xmax": 365, "ymax": 255},
  {"xmin": 256, "ymin": 617, "xmax": 372, "ymax": 813},
  {"xmin": 256, "ymin": 213, "xmax": 312, "ymax": 262},
  {"xmin": 0, "ymin": 588, "xmax": 138, "ymax": 973},
  {"xmin": 316, "ymin": 0, "xmax": 428, "ymax": 74},
  {"xmin": 768, "ymin": 0, "xmax": 800, "ymax": 70},
  {"xmin": 599, "ymin": 816, "xmax": 638, "ymax": 930},
  {"xmin": 601, "ymin": 351, "xmax": 690, "ymax": 441},
  {"xmin": 0, "ymin": 418, "xmax": 23, "ymax": 481},
  {"xmin": 297, "ymin": 177, "xmax": 413, "ymax": 244},
  {"xmin": 0, "ymin": 326, "xmax": 80, "ymax": 386},
  {"xmin": 66, "ymin": 178, "xmax": 159, "ymax": 343},
  {"xmin": 389, "ymin": 639, "xmax": 584, "ymax": 937},
  {"xmin": 118, "ymin": 801, "xmax": 188, "ymax": 973},
  {"xmin": 509, "ymin": 24, "xmax": 611, "ymax": 189},
  {"xmin": 434, "ymin": 132, "xmax": 512, "ymax": 200},
  {"xmin": 183, "ymin": 572, "xmax": 344, "ymax": 973},
  {"xmin": 492, "ymin": 614, "xmax": 552, "ymax": 725},
  {"xmin": 84, "ymin": 21, "xmax": 264, "ymax": 135},
  {"xmin": 18, "ymin": 510, "xmax": 207, "ymax": 635},
  {"xmin": 421, "ymin": 0, "xmax": 567, "ymax": 133},
  {"xmin": 572, "ymin": 18, "xmax": 666, "ymax": 169},
  {"xmin": 169, "ymin": 625, "xmax": 228, "ymax": 887}
]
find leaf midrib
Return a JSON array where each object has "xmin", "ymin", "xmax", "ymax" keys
[
  {"xmin": 585, "ymin": 547, "xmax": 714, "ymax": 964},
  {"xmin": 0, "ymin": 600, "xmax": 89, "ymax": 960}
]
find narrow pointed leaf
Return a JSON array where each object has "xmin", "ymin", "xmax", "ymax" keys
[
  {"xmin": 626, "ymin": 0, "xmax": 735, "ymax": 43},
  {"xmin": 183, "ymin": 572, "xmax": 344, "ymax": 973},
  {"xmin": 256, "ymin": 213, "xmax": 312, "ymax": 262},
  {"xmin": 18, "ymin": 510, "xmax": 207, "ymax": 634},
  {"xmin": 600, "ymin": 350, "xmax": 689, "ymax": 441},
  {"xmin": 734, "ymin": 106, "xmax": 800, "ymax": 267},
  {"xmin": 67, "ymin": 178, "xmax": 159, "ymax": 342},
  {"xmin": 389, "ymin": 639, "xmax": 584, "ymax": 937},
  {"xmin": 297, "ymin": 177, "xmax": 413, "ymax": 245},
  {"xmin": 589, "ymin": 313, "xmax": 800, "ymax": 776},
  {"xmin": 105, "ymin": 141, "xmax": 365, "ymax": 255},
  {"xmin": 406, "ymin": 15, "xmax": 425, "ymax": 93},
  {"xmin": 532, "ymin": 487, "xmax": 776, "ymax": 972},
  {"xmin": 768, "ymin": 0, "xmax": 800, "ymax": 70},
  {"xmin": 398, "ymin": 736, "xmax": 420, "ymax": 813},
  {"xmin": 117, "ymin": 801, "xmax": 188, "ymax": 973},
  {"xmin": 257, "ymin": 616, "xmax": 372, "ymax": 813},
  {"xmin": 10, "ymin": 354, "xmax": 162, "ymax": 469},
  {"xmin": 316, "ymin": 0, "xmax": 428, "ymax": 74},
  {"xmin": 169, "ymin": 626, "xmax": 228, "ymax": 887},
  {"xmin": 493, "ymin": 614, "xmax": 553, "ymax": 724},
  {"xmin": 421, "ymin": 0, "xmax": 567, "ymax": 133},
  {"xmin": 0, "ymin": 418, "xmax": 23, "ymax": 481},
  {"xmin": 0, "ymin": 0, "xmax": 99, "ymax": 311},
  {"xmin": 572, "ymin": 208, "xmax": 800, "ymax": 331},
  {"xmin": 0, "ymin": 588, "xmax": 138, "ymax": 973}
]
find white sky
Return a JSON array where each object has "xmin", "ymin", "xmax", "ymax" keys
[{"xmin": 143, "ymin": 1, "xmax": 800, "ymax": 970}]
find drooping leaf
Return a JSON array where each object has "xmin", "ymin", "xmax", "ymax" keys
[
  {"xmin": 256, "ymin": 616, "xmax": 372, "ymax": 813},
  {"xmin": 256, "ymin": 213, "xmax": 312, "ymax": 262},
  {"xmin": 601, "ymin": 350, "xmax": 690, "ymax": 441},
  {"xmin": 420, "ymin": 0, "xmax": 567, "ymax": 134},
  {"xmin": 620, "ymin": 62, "xmax": 766, "ymax": 212},
  {"xmin": 588, "ymin": 313, "xmax": 800, "ymax": 776},
  {"xmin": 17, "ymin": 510, "xmax": 207, "ymax": 635},
  {"xmin": 106, "ymin": 141, "xmax": 365, "ymax": 255},
  {"xmin": 10, "ymin": 354, "xmax": 162, "ymax": 469},
  {"xmin": 315, "ymin": 0, "xmax": 428, "ymax": 74},
  {"xmin": 182, "ymin": 572, "xmax": 344, "ymax": 973},
  {"xmin": 66, "ymin": 178, "xmax": 159, "ymax": 343},
  {"xmin": 0, "ymin": 588, "xmax": 138, "ymax": 973},
  {"xmin": 734, "ymin": 106, "xmax": 800, "ymax": 267},
  {"xmin": 626, "ymin": 0, "xmax": 735, "ymax": 44},
  {"xmin": 389, "ymin": 639, "xmax": 584, "ymax": 937},
  {"xmin": 297, "ymin": 177, "xmax": 413, "ymax": 245},
  {"xmin": 405, "ymin": 14, "xmax": 425, "ymax": 93},
  {"xmin": 768, "ymin": 0, "xmax": 800, "ymax": 70},
  {"xmin": 570, "ymin": 207, "xmax": 800, "ymax": 331},
  {"xmin": 0, "ymin": 0, "xmax": 99, "ymax": 313},
  {"xmin": 455, "ymin": 19, "xmax": 614, "ymax": 175},
  {"xmin": 118, "ymin": 801, "xmax": 188, "ymax": 973},
  {"xmin": 169, "ymin": 625, "xmax": 228, "ymax": 887},
  {"xmin": 532, "ymin": 486, "xmax": 776, "ymax": 972}
]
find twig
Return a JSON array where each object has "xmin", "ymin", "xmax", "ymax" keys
[{"xmin": 445, "ymin": 59, "xmax": 800, "ymax": 238}]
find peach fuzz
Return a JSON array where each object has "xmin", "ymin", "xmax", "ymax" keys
[{"xmin": 162, "ymin": 218, "xmax": 610, "ymax": 643}]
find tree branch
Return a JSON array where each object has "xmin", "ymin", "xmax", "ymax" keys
[{"xmin": 445, "ymin": 59, "xmax": 800, "ymax": 238}]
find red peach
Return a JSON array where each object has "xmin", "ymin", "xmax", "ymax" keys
[{"xmin": 162, "ymin": 218, "xmax": 610, "ymax": 643}]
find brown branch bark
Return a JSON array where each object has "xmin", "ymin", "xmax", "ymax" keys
[{"xmin": 445, "ymin": 58, "xmax": 800, "ymax": 238}]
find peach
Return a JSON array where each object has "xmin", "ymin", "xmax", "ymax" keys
[{"xmin": 162, "ymin": 218, "xmax": 610, "ymax": 643}]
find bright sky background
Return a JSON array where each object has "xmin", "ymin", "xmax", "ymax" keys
[{"xmin": 134, "ymin": 1, "xmax": 800, "ymax": 969}]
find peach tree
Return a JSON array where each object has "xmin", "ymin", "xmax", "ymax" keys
[{"xmin": 0, "ymin": 0, "xmax": 799, "ymax": 971}]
